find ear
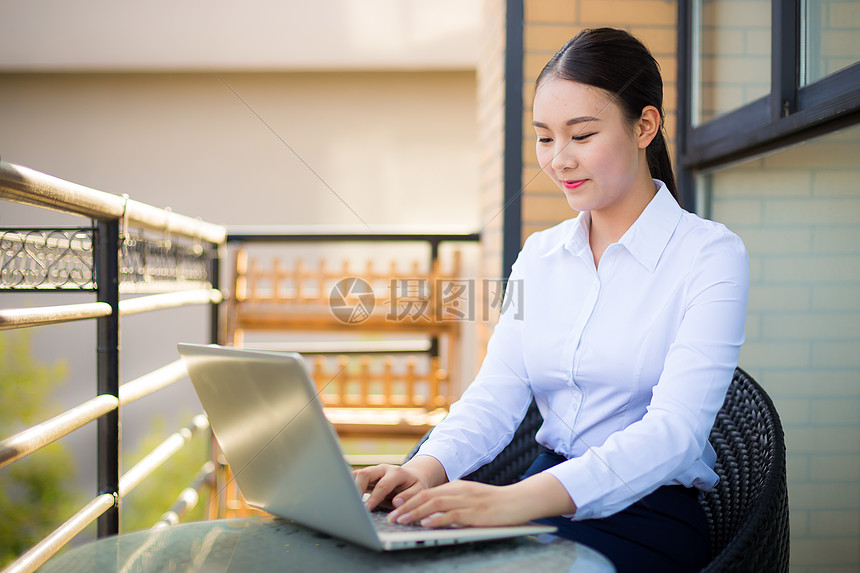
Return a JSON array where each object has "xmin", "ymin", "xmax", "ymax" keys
[{"xmin": 636, "ymin": 106, "xmax": 661, "ymax": 149}]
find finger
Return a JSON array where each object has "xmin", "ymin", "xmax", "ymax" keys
[
  {"xmin": 365, "ymin": 469, "xmax": 415, "ymax": 511},
  {"xmin": 388, "ymin": 488, "xmax": 429, "ymax": 521},
  {"xmin": 389, "ymin": 482, "xmax": 492, "ymax": 526},
  {"xmin": 420, "ymin": 509, "xmax": 467, "ymax": 529},
  {"xmin": 353, "ymin": 464, "xmax": 389, "ymax": 494},
  {"xmin": 390, "ymin": 481, "xmax": 461, "ymax": 517},
  {"xmin": 389, "ymin": 480, "xmax": 426, "ymax": 509},
  {"xmin": 391, "ymin": 491, "xmax": 459, "ymax": 525}
]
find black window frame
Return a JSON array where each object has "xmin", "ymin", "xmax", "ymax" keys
[{"xmin": 677, "ymin": 0, "xmax": 860, "ymax": 211}]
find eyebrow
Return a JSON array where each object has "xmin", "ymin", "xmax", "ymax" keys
[{"xmin": 532, "ymin": 117, "xmax": 601, "ymax": 129}]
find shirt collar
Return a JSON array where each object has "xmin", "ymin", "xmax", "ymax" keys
[
  {"xmin": 619, "ymin": 181, "xmax": 683, "ymax": 272},
  {"xmin": 542, "ymin": 180, "xmax": 683, "ymax": 272}
]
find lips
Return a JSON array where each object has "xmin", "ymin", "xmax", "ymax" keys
[{"xmin": 562, "ymin": 179, "xmax": 586, "ymax": 190}]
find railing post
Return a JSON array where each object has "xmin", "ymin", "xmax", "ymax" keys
[
  {"xmin": 210, "ymin": 243, "xmax": 221, "ymax": 345},
  {"xmin": 96, "ymin": 219, "xmax": 121, "ymax": 537}
]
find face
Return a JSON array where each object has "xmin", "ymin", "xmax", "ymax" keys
[{"xmin": 532, "ymin": 78, "xmax": 653, "ymax": 216}]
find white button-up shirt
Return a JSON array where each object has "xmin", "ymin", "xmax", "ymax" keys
[{"xmin": 417, "ymin": 181, "xmax": 749, "ymax": 520}]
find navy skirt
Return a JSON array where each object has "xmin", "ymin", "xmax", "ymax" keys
[{"xmin": 521, "ymin": 450, "xmax": 710, "ymax": 573}]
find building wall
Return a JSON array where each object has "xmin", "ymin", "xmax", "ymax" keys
[
  {"xmin": 0, "ymin": 71, "xmax": 478, "ymax": 229},
  {"xmin": 707, "ymin": 124, "xmax": 860, "ymax": 571},
  {"xmin": 520, "ymin": 0, "xmax": 679, "ymax": 239},
  {"xmin": 0, "ymin": 0, "xmax": 480, "ymax": 72},
  {"xmin": 475, "ymin": 0, "xmax": 508, "ymax": 362}
]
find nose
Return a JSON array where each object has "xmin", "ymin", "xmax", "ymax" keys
[{"xmin": 550, "ymin": 140, "xmax": 576, "ymax": 172}]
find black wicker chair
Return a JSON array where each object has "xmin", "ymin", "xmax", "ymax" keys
[
  {"xmin": 405, "ymin": 367, "xmax": 790, "ymax": 572},
  {"xmin": 700, "ymin": 368, "xmax": 789, "ymax": 572}
]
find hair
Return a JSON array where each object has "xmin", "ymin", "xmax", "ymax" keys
[{"xmin": 535, "ymin": 28, "xmax": 679, "ymax": 203}]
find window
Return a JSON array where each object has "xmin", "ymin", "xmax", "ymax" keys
[
  {"xmin": 678, "ymin": 0, "xmax": 860, "ymax": 210},
  {"xmin": 694, "ymin": 0, "xmax": 771, "ymax": 125},
  {"xmin": 801, "ymin": 0, "xmax": 860, "ymax": 86}
]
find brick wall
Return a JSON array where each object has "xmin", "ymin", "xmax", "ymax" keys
[
  {"xmin": 708, "ymin": 124, "xmax": 860, "ymax": 571},
  {"xmin": 520, "ymin": 0, "xmax": 679, "ymax": 239},
  {"xmin": 475, "ymin": 0, "xmax": 508, "ymax": 364}
]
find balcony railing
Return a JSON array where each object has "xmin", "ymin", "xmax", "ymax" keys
[
  {"xmin": 1, "ymin": 159, "xmax": 483, "ymax": 571},
  {"xmin": 0, "ymin": 160, "xmax": 225, "ymax": 573}
]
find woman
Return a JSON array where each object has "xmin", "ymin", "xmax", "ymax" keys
[{"xmin": 355, "ymin": 28, "xmax": 749, "ymax": 572}]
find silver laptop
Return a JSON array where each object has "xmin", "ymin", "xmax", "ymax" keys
[{"xmin": 178, "ymin": 343, "xmax": 556, "ymax": 551}]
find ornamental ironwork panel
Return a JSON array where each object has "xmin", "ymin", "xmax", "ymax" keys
[
  {"xmin": 0, "ymin": 228, "xmax": 95, "ymax": 290},
  {"xmin": 119, "ymin": 232, "xmax": 214, "ymax": 293},
  {"xmin": 1, "ymin": 228, "xmax": 215, "ymax": 292}
]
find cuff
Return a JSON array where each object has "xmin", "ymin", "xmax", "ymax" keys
[
  {"xmin": 414, "ymin": 440, "xmax": 464, "ymax": 483},
  {"xmin": 545, "ymin": 457, "xmax": 605, "ymax": 520}
]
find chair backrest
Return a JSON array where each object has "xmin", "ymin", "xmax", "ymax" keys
[
  {"xmin": 700, "ymin": 368, "xmax": 789, "ymax": 572},
  {"xmin": 405, "ymin": 367, "xmax": 790, "ymax": 572}
]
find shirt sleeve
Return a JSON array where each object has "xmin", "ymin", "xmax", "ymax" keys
[
  {"xmin": 546, "ymin": 229, "xmax": 750, "ymax": 520},
  {"xmin": 415, "ymin": 240, "xmax": 535, "ymax": 481}
]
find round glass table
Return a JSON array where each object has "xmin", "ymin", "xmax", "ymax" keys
[{"xmin": 41, "ymin": 516, "xmax": 614, "ymax": 572}]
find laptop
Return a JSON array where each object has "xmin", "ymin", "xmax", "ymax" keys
[{"xmin": 177, "ymin": 343, "xmax": 556, "ymax": 551}]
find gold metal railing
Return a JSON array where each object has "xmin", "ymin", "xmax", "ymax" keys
[{"xmin": 1, "ymin": 160, "xmax": 226, "ymax": 573}]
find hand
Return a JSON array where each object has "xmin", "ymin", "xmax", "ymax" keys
[
  {"xmin": 353, "ymin": 455, "xmax": 448, "ymax": 512},
  {"xmin": 387, "ymin": 472, "xmax": 576, "ymax": 528}
]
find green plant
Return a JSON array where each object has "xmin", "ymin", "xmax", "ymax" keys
[
  {"xmin": 0, "ymin": 330, "xmax": 81, "ymax": 567},
  {"xmin": 120, "ymin": 416, "xmax": 210, "ymax": 532}
]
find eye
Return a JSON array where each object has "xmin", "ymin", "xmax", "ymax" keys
[
  {"xmin": 537, "ymin": 137, "xmax": 553, "ymax": 144},
  {"xmin": 572, "ymin": 133, "xmax": 595, "ymax": 142}
]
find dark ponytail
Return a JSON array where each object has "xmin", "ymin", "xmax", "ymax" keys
[
  {"xmin": 536, "ymin": 28, "xmax": 680, "ymax": 203},
  {"xmin": 646, "ymin": 130, "xmax": 677, "ymax": 200}
]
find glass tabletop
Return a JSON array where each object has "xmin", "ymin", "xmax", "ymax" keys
[{"xmin": 41, "ymin": 516, "xmax": 614, "ymax": 572}]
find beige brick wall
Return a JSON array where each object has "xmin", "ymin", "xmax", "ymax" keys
[
  {"xmin": 521, "ymin": 0, "xmax": 679, "ymax": 240},
  {"xmin": 475, "ymin": 0, "xmax": 508, "ymax": 367},
  {"xmin": 707, "ymin": 124, "xmax": 860, "ymax": 572}
]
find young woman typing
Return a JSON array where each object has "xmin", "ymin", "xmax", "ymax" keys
[{"xmin": 354, "ymin": 28, "xmax": 749, "ymax": 572}]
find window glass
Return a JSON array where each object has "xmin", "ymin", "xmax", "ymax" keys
[
  {"xmin": 693, "ymin": 0, "xmax": 771, "ymax": 125},
  {"xmin": 801, "ymin": 0, "xmax": 860, "ymax": 86}
]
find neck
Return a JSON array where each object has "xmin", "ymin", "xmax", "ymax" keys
[{"xmin": 589, "ymin": 175, "xmax": 658, "ymax": 267}]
